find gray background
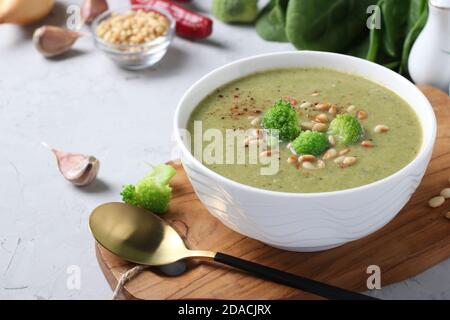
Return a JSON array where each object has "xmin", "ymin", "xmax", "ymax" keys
[{"xmin": 0, "ymin": 0, "xmax": 449, "ymax": 300}]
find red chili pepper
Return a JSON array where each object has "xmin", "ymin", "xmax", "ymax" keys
[{"xmin": 131, "ymin": 0, "xmax": 212, "ymax": 40}]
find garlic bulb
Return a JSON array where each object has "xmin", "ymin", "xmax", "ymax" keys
[
  {"xmin": 43, "ymin": 143, "xmax": 100, "ymax": 187},
  {"xmin": 81, "ymin": 0, "xmax": 108, "ymax": 24},
  {"xmin": 33, "ymin": 26, "xmax": 82, "ymax": 58},
  {"xmin": 0, "ymin": 0, "xmax": 54, "ymax": 25}
]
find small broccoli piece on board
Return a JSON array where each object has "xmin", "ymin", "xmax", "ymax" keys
[
  {"xmin": 121, "ymin": 164, "xmax": 176, "ymax": 214},
  {"xmin": 262, "ymin": 100, "xmax": 300, "ymax": 141}
]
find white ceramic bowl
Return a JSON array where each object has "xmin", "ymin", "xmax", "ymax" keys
[{"xmin": 174, "ymin": 51, "xmax": 436, "ymax": 252}]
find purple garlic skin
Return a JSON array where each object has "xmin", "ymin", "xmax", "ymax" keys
[
  {"xmin": 81, "ymin": 0, "xmax": 108, "ymax": 24},
  {"xmin": 44, "ymin": 143, "xmax": 100, "ymax": 187},
  {"xmin": 33, "ymin": 26, "xmax": 82, "ymax": 58}
]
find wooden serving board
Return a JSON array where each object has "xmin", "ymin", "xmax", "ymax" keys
[{"xmin": 96, "ymin": 85, "xmax": 450, "ymax": 300}]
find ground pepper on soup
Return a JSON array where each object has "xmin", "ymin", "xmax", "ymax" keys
[{"xmin": 187, "ymin": 68, "xmax": 422, "ymax": 193}]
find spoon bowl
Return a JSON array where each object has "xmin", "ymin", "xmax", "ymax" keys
[{"xmin": 89, "ymin": 202, "xmax": 214, "ymax": 266}]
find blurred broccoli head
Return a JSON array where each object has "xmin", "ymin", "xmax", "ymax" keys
[
  {"xmin": 292, "ymin": 130, "xmax": 329, "ymax": 156},
  {"xmin": 262, "ymin": 100, "xmax": 300, "ymax": 141},
  {"xmin": 120, "ymin": 164, "xmax": 176, "ymax": 214},
  {"xmin": 328, "ymin": 114, "xmax": 364, "ymax": 145},
  {"xmin": 212, "ymin": 0, "xmax": 258, "ymax": 23}
]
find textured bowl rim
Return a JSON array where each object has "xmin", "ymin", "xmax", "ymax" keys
[{"xmin": 174, "ymin": 51, "xmax": 437, "ymax": 198}]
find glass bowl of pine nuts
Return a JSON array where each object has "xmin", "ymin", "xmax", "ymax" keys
[{"xmin": 92, "ymin": 5, "xmax": 175, "ymax": 70}]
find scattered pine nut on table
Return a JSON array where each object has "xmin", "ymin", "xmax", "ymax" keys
[
  {"xmin": 441, "ymin": 188, "xmax": 450, "ymax": 199},
  {"xmin": 428, "ymin": 196, "xmax": 445, "ymax": 208}
]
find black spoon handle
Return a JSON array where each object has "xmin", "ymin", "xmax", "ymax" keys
[{"xmin": 214, "ymin": 252, "xmax": 379, "ymax": 300}]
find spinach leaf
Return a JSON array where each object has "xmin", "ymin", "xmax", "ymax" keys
[
  {"xmin": 379, "ymin": 0, "xmax": 413, "ymax": 58},
  {"xmin": 365, "ymin": 0, "xmax": 428, "ymax": 75},
  {"xmin": 365, "ymin": 0, "xmax": 383, "ymax": 62},
  {"xmin": 365, "ymin": 0, "xmax": 401, "ymax": 69},
  {"xmin": 347, "ymin": 36, "xmax": 370, "ymax": 59},
  {"xmin": 377, "ymin": 0, "xmax": 427, "ymax": 58},
  {"xmin": 400, "ymin": 1, "xmax": 428, "ymax": 76},
  {"xmin": 254, "ymin": 0, "xmax": 428, "ymax": 78},
  {"xmin": 255, "ymin": 0, "xmax": 289, "ymax": 42},
  {"xmin": 285, "ymin": 0, "xmax": 378, "ymax": 52}
]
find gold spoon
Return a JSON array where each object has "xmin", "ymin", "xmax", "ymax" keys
[{"xmin": 89, "ymin": 202, "xmax": 378, "ymax": 300}]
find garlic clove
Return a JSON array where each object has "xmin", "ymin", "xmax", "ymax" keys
[
  {"xmin": 43, "ymin": 143, "xmax": 100, "ymax": 187},
  {"xmin": 0, "ymin": 0, "xmax": 54, "ymax": 25},
  {"xmin": 71, "ymin": 157, "xmax": 100, "ymax": 187},
  {"xmin": 81, "ymin": 0, "xmax": 108, "ymax": 24},
  {"xmin": 33, "ymin": 26, "xmax": 82, "ymax": 58},
  {"xmin": 54, "ymin": 150, "xmax": 91, "ymax": 180}
]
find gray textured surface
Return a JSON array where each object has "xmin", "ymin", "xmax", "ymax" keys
[{"xmin": 0, "ymin": 0, "xmax": 449, "ymax": 300}]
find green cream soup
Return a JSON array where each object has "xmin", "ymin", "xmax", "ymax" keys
[{"xmin": 187, "ymin": 68, "xmax": 422, "ymax": 193}]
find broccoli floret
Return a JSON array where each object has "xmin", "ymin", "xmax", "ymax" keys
[
  {"xmin": 121, "ymin": 184, "xmax": 139, "ymax": 207},
  {"xmin": 120, "ymin": 164, "xmax": 176, "ymax": 214},
  {"xmin": 328, "ymin": 114, "xmax": 364, "ymax": 145},
  {"xmin": 262, "ymin": 100, "xmax": 300, "ymax": 141},
  {"xmin": 212, "ymin": 0, "xmax": 258, "ymax": 23},
  {"xmin": 292, "ymin": 130, "xmax": 329, "ymax": 156}
]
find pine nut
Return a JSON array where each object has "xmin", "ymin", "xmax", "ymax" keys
[
  {"xmin": 302, "ymin": 161, "xmax": 316, "ymax": 170},
  {"xmin": 328, "ymin": 104, "xmax": 337, "ymax": 115},
  {"xmin": 260, "ymin": 150, "xmax": 274, "ymax": 157},
  {"xmin": 343, "ymin": 156, "xmax": 357, "ymax": 166},
  {"xmin": 300, "ymin": 102, "xmax": 312, "ymax": 109},
  {"xmin": 312, "ymin": 123, "xmax": 328, "ymax": 132},
  {"xmin": 250, "ymin": 117, "xmax": 261, "ymax": 126},
  {"xmin": 317, "ymin": 159, "xmax": 326, "ymax": 169},
  {"xmin": 429, "ymin": 196, "xmax": 445, "ymax": 208},
  {"xmin": 301, "ymin": 122, "xmax": 314, "ymax": 130},
  {"xmin": 339, "ymin": 148, "xmax": 351, "ymax": 156},
  {"xmin": 445, "ymin": 212, "xmax": 450, "ymax": 220},
  {"xmin": 311, "ymin": 92, "xmax": 320, "ymax": 97},
  {"xmin": 347, "ymin": 105, "xmax": 356, "ymax": 113},
  {"xmin": 286, "ymin": 142, "xmax": 292, "ymax": 150},
  {"xmin": 315, "ymin": 113, "xmax": 329, "ymax": 123},
  {"xmin": 334, "ymin": 156, "xmax": 345, "ymax": 164},
  {"xmin": 361, "ymin": 140, "xmax": 375, "ymax": 148},
  {"xmin": 299, "ymin": 155, "xmax": 317, "ymax": 162},
  {"xmin": 356, "ymin": 110, "xmax": 367, "ymax": 120},
  {"xmin": 250, "ymin": 128, "xmax": 262, "ymax": 138},
  {"xmin": 287, "ymin": 155, "xmax": 298, "ymax": 164},
  {"xmin": 322, "ymin": 148, "xmax": 337, "ymax": 160},
  {"xmin": 283, "ymin": 96, "xmax": 298, "ymax": 106},
  {"xmin": 328, "ymin": 135, "xmax": 336, "ymax": 146},
  {"xmin": 374, "ymin": 125, "xmax": 389, "ymax": 133},
  {"xmin": 440, "ymin": 188, "xmax": 450, "ymax": 199},
  {"xmin": 316, "ymin": 103, "xmax": 330, "ymax": 111},
  {"xmin": 97, "ymin": 9, "xmax": 170, "ymax": 46}
]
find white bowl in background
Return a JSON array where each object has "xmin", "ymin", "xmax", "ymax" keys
[{"xmin": 174, "ymin": 51, "xmax": 436, "ymax": 252}]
